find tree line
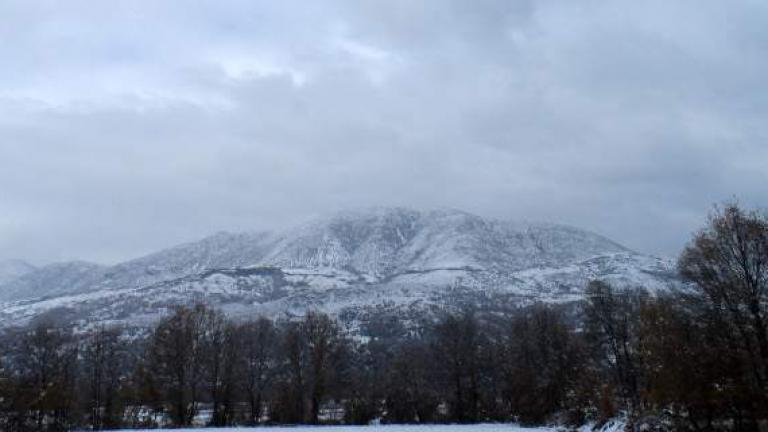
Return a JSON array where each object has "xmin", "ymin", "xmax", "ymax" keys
[{"xmin": 0, "ymin": 203, "xmax": 765, "ymax": 431}]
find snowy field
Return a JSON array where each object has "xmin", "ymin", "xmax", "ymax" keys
[
  {"xmin": 120, "ymin": 426, "xmax": 555, "ymax": 432},
  {"xmin": 115, "ymin": 424, "xmax": 623, "ymax": 432}
]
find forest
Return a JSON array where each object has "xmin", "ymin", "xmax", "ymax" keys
[{"xmin": 0, "ymin": 204, "xmax": 766, "ymax": 431}]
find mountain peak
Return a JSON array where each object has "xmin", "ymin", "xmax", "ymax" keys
[
  {"xmin": 259, "ymin": 207, "xmax": 630, "ymax": 280},
  {"xmin": 0, "ymin": 208, "xmax": 673, "ymax": 331}
]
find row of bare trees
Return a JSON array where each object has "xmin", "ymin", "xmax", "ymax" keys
[
  {"xmin": 0, "ymin": 300, "xmax": 601, "ymax": 430},
  {"xmin": 582, "ymin": 204, "xmax": 768, "ymax": 431},
  {"xmin": 0, "ymin": 203, "xmax": 764, "ymax": 431},
  {"xmin": 0, "ymin": 308, "xmax": 352, "ymax": 430}
]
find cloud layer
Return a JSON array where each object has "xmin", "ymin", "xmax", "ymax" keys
[{"xmin": 1, "ymin": 0, "xmax": 767, "ymax": 263}]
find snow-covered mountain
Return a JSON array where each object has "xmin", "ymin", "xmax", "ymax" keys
[
  {"xmin": 0, "ymin": 208, "xmax": 678, "ymax": 331},
  {"xmin": 0, "ymin": 259, "xmax": 36, "ymax": 286}
]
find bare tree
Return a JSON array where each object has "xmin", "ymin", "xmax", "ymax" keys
[
  {"xmin": 302, "ymin": 311, "xmax": 342, "ymax": 424},
  {"xmin": 431, "ymin": 311, "xmax": 481, "ymax": 423},
  {"xmin": 503, "ymin": 305, "xmax": 586, "ymax": 425},
  {"xmin": 273, "ymin": 321, "xmax": 306, "ymax": 423},
  {"xmin": 203, "ymin": 315, "xmax": 239, "ymax": 427},
  {"xmin": 584, "ymin": 280, "xmax": 646, "ymax": 414},
  {"xmin": 678, "ymin": 203, "xmax": 768, "ymax": 425},
  {"xmin": 83, "ymin": 326, "xmax": 126, "ymax": 429},
  {"xmin": 13, "ymin": 322, "xmax": 78, "ymax": 430},
  {"xmin": 384, "ymin": 339, "xmax": 440, "ymax": 423},
  {"xmin": 147, "ymin": 304, "xmax": 215, "ymax": 426},
  {"xmin": 239, "ymin": 317, "xmax": 277, "ymax": 425}
]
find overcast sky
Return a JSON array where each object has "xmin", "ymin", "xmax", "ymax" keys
[{"xmin": 1, "ymin": 0, "xmax": 767, "ymax": 264}]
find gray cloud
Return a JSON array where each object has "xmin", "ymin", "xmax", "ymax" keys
[{"xmin": 1, "ymin": 0, "xmax": 767, "ymax": 264}]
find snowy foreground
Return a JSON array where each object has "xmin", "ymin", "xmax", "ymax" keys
[
  {"xmin": 117, "ymin": 422, "xmax": 625, "ymax": 432},
  {"xmin": 120, "ymin": 426, "xmax": 553, "ymax": 432}
]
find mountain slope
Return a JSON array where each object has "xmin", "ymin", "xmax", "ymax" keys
[
  {"xmin": 259, "ymin": 208, "xmax": 630, "ymax": 280},
  {"xmin": 0, "ymin": 260, "xmax": 36, "ymax": 286},
  {"xmin": 0, "ymin": 208, "xmax": 677, "ymax": 330},
  {"xmin": 0, "ymin": 261, "xmax": 104, "ymax": 301}
]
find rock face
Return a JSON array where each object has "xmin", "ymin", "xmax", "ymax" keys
[{"xmin": 0, "ymin": 208, "xmax": 678, "ymax": 331}]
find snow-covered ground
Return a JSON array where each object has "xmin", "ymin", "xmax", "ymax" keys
[
  {"xmin": 113, "ymin": 423, "xmax": 626, "ymax": 432},
  {"xmin": 119, "ymin": 425, "xmax": 558, "ymax": 432}
]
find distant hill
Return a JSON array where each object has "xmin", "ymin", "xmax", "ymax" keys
[
  {"xmin": 0, "ymin": 208, "xmax": 677, "ymax": 331},
  {"xmin": 0, "ymin": 259, "xmax": 36, "ymax": 286}
]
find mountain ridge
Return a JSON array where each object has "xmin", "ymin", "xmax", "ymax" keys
[
  {"xmin": 0, "ymin": 259, "xmax": 37, "ymax": 286},
  {"xmin": 0, "ymin": 207, "xmax": 677, "ymax": 331}
]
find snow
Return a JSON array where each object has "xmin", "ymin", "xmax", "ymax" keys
[
  {"xmin": 0, "ymin": 207, "xmax": 679, "ymax": 331},
  {"xmin": 0, "ymin": 259, "xmax": 36, "ymax": 285},
  {"xmin": 115, "ymin": 424, "xmax": 560, "ymax": 432}
]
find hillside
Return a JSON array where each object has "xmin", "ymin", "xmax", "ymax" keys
[{"xmin": 0, "ymin": 208, "xmax": 677, "ymax": 330}]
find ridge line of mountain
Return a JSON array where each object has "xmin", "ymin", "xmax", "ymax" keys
[{"xmin": 0, "ymin": 207, "xmax": 676, "ymax": 333}]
